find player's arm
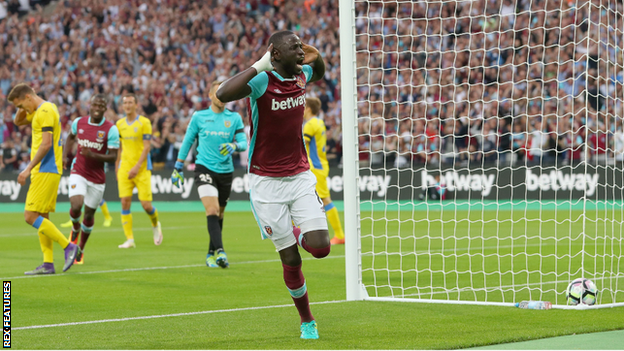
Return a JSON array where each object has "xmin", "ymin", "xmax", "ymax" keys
[
  {"xmin": 129, "ymin": 120, "xmax": 152, "ymax": 179},
  {"xmin": 302, "ymin": 120, "xmax": 315, "ymax": 153},
  {"xmin": 172, "ymin": 115, "xmax": 199, "ymax": 187},
  {"xmin": 176, "ymin": 113, "xmax": 199, "ymax": 165},
  {"xmin": 219, "ymin": 115, "xmax": 248, "ymax": 156},
  {"xmin": 130, "ymin": 138, "xmax": 151, "ymax": 176},
  {"xmin": 64, "ymin": 133, "xmax": 76, "ymax": 169},
  {"xmin": 115, "ymin": 141, "xmax": 122, "ymax": 173},
  {"xmin": 216, "ymin": 44, "xmax": 274, "ymax": 103},
  {"xmin": 13, "ymin": 108, "xmax": 33, "ymax": 126},
  {"xmin": 302, "ymin": 44, "xmax": 325, "ymax": 83},
  {"xmin": 81, "ymin": 125, "xmax": 120, "ymax": 163},
  {"xmin": 17, "ymin": 131, "xmax": 52, "ymax": 185},
  {"xmin": 64, "ymin": 117, "xmax": 80, "ymax": 169}
]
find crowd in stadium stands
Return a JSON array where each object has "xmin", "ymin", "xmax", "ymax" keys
[{"xmin": 0, "ymin": 0, "xmax": 622, "ymax": 173}]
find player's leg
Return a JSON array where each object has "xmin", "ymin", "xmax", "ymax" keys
[
  {"xmin": 24, "ymin": 173, "xmax": 80, "ymax": 274},
  {"xmin": 118, "ymin": 196, "xmax": 136, "ymax": 248},
  {"xmin": 99, "ymin": 199, "xmax": 113, "ymax": 227},
  {"xmin": 323, "ymin": 196, "xmax": 344, "ymax": 244},
  {"xmin": 68, "ymin": 195, "xmax": 84, "ymax": 244},
  {"xmin": 68, "ymin": 174, "xmax": 88, "ymax": 245},
  {"xmin": 117, "ymin": 171, "xmax": 135, "ymax": 248},
  {"xmin": 200, "ymin": 193, "xmax": 221, "ymax": 268},
  {"xmin": 137, "ymin": 170, "xmax": 162, "ymax": 245},
  {"xmin": 76, "ymin": 182, "xmax": 104, "ymax": 263},
  {"xmin": 249, "ymin": 174, "xmax": 319, "ymax": 339},
  {"xmin": 213, "ymin": 171, "xmax": 233, "ymax": 268},
  {"xmin": 312, "ymin": 168, "xmax": 344, "ymax": 244},
  {"xmin": 291, "ymin": 172, "xmax": 331, "ymax": 258},
  {"xmin": 75, "ymin": 205, "xmax": 95, "ymax": 264}
]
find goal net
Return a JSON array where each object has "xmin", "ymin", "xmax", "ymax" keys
[{"xmin": 339, "ymin": 0, "xmax": 624, "ymax": 308}]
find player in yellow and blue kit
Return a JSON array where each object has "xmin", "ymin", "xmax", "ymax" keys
[
  {"xmin": 303, "ymin": 97, "xmax": 345, "ymax": 245},
  {"xmin": 8, "ymin": 83, "xmax": 81, "ymax": 274},
  {"xmin": 115, "ymin": 93, "xmax": 162, "ymax": 248},
  {"xmin": 172, "ymin": 81, "xmax": 247, "ymax": 268}
]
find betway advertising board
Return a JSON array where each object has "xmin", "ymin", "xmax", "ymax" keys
[{"xmin": 0, "ymin": 166, "xmax": 621, "ymax": 203}]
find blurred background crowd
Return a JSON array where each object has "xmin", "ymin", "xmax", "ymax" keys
[{"xmin": 0, "ymin": 0, "xmax": 622, "ymax": 173}]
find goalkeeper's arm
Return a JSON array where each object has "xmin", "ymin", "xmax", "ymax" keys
[{"xmin": 216, "ymin": 44, "xmax": 273, "ymax": 103}]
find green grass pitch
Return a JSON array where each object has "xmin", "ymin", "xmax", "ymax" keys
[{"xmin": 1, "ymin": 208, "xmax": 623, "ymax": 349}]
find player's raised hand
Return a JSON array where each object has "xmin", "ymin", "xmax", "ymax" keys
[
  {"xmin": 251, "ymin": 43, "xmax": 274, "ymax": 73},
  {"xmin": 219, "ymin": 143, "xmax": 237, "ymax": 156},
  {"xmin": 302, "ymin": 44, "xmax": 320, "ymax": 64}
]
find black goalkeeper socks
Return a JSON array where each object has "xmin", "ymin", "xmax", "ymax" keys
[{"xmin": 207, "ymin": 215, "xmax": 223, "ymax": 255}]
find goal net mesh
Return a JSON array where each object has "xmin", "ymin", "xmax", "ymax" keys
[{"xmin": 353, "ymin": 0, "xmax": 624, "ymax": 306}]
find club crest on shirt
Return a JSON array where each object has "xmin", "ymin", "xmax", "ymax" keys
[
  {"xmin": 71, "ymin": 184, "xmax": 76, "ymax": 189},
  {"xmin": 224, "ymin": 120, "xmax": 231, "ymax": 128},
  {"xmin": 134, "ymin": 127, "xmax": 138, "ymax": 133},
  {"xmin": 296, "ymin": 76, "xmax": 305, "ymax": 89},
  {"xmin": 264, "ymin": 226, "xmax": 273, "ymax": 236},
  {"xmin": 79, "ymin": 129, "xmax": 84, "ymax": 134},
  {"xmin": 96, "ymin": 130, "xmax": 105, "ymax": 142}
]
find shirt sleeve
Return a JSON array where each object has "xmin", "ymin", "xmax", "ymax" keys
[
  {"xmin": 177, "ymin": 113, "xmax": 199, "ymax": 161},
  {"xmin": 142, "ymin": 117, "xmax": 152, "ymax": 140},
  {"xmin": 302, "ymin": 65, "xmax": 314, "ymax": 83},
  {"xmin": 39, "ymin": 105, "xmax": 56, "ymax": 132},
  {"xmin": 107, "ymin": 125, "xmax": 120, "ymax": 149},
  {"xmin": 247, "ymin": 72, "xmax": 270, "ymax": 99},
  {"xmin": 303, "ymin": 119, "xmax": 315, "ymax": 143},
  {"xmin": 233, "ymin": 113, "xmax": 248, "ymax": 152},
  {"xmin": 70, "ymin": 117, "xmax": 80, "ymax": 135}
]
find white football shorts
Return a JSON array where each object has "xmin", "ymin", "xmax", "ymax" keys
[
  {"xmin": 68, "ymin": 173, "xmax": 105, "ymax": 209},
  {"xmin": 249, "ymin": 170, "xmax": 328, "ymax": 251}
]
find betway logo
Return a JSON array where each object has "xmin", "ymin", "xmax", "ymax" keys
[
  {"xmin": 526, "ymin": 170, "xmax": 599, "ymax": 196},
  {"xmin": 78, "ymin": 139, "xmax": 104, "ymax": 151},
  {"xmin": 129, "ymin": 175, "xmax": 195, "ymax": 199},
  {"xmin": 422, "ymin": 170, "xmax": 495, "ymax": 196},
  {"xmin": 271, "ymin": 95, "xmax": 306, "ymax": 111},
  {"xmin": 229, "ymin": 173, "xmax": 391, "ymax": 197},
  {"xmin": 0, "ymin": 180, "xmax": 21, "ymax": 200}
]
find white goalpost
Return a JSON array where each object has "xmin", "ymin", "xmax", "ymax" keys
[{"xmin": 339, "ymin": 0, "xmax": 624, "ymax": 308}]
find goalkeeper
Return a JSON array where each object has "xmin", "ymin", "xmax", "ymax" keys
[{"xmin": 171, "ymin": 81, "xmax": 247, "ymax": 268}]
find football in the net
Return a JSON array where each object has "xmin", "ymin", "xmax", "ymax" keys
[{"xmin": 566, "ymin": 278, "xmax": 598, "ymax": 306}]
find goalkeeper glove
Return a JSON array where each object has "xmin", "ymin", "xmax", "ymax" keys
[
  {"xmin": 251, "ymin": 49, "xmax": 273, "ymax": 73},
  {"xmin": 219, "ymin": 143, "xmax": 237, "ymax": 156},
  {"xmin": 171, "ymin": 161, "xmax": 185, "ymax": 189}
]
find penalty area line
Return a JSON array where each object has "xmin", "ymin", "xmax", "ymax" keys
[{"xmin": 13, "ymin": 300, "xmax": 346, "ymax": 330}]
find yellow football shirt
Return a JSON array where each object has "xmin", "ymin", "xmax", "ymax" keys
[
  {"xmin": 116, "ymin": 115, "xmax": 152, "ymax": 172},
  {"xmin": 28, "ymin": 101, "xmax": 62, "ymax": 175},
  {"xmin": 303, "ymin": 117, "xmax": 329, "ymax": 171}
]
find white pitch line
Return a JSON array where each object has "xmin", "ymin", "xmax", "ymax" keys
[
  {"xmin": 13, "ymin": 300, "xmax": 345, "ymax": 331},
  {"xmin": 0, "ymin": 225, "xmax": 205, "ymax": 238},
  {"xmin": 1, "ymin": 255, "xmax": 344, "ymax": 280}
]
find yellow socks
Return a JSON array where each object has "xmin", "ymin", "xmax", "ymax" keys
[
  {"xmin": 33, "ymin": 216, "xmax": 70, "ymax": 248},
  {"xmin": 147, "ymin": 207, "xmax": 159, "ymax": 227},
  {"xmin": 38, "ymin": 233, "xmax": 54, "ymax": 263},
  {"xmin": 100, "ymin": 200, "xmax": 112, "ymax": 221},
  {"xmin": 121, "ymin": 209, "xmax": 134, "ymax": 240},
  {"xmin": 325, "ymin": 203, "xmax": 344, "ymax": 239}
]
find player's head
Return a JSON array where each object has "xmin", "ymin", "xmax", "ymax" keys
[
  {"xmin": 7, "ymin": 83, "xmax": 38, "ymax": 114},
  {"xmin": 304, "ymin": 97, "xmax": 321, "ymax": 119},
  {"xmin": 269, "ymin": 30, "xmax": 305, "ymax": 76},
  {"xmin": 90, "ymin": 94, "xmax": 108, "ymax": 120},
  {"xmin": 122, "ymin": 93, "xmax": 138, "ymax": 115},
  {"xmin": 209, "ymin": 81, "xmax": 225, "ymax": 110}
]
